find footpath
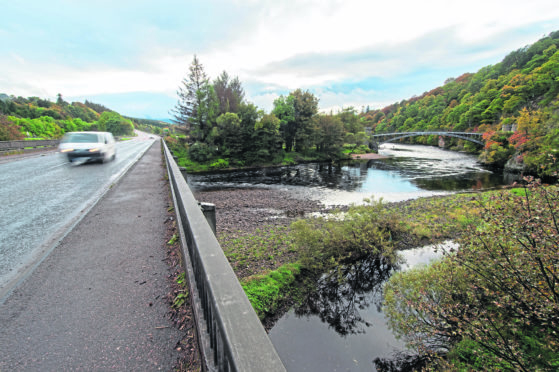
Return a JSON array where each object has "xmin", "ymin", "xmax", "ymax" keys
[{"xmin": 0, "ymin": 141, "xmax": 192, "ymax": 371}]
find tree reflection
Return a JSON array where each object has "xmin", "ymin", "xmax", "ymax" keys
[{"xmin": 294, "ymin": 256, "xmax": 394, "ymax": 335}]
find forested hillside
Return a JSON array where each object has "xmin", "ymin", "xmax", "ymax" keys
[
  {"xmin": 363, "ymin": 31, "xmax": 559, "ymax": 177},
  {"xmin": 0, "ymin": 94, "xmax": 136, "ymax": 140}
]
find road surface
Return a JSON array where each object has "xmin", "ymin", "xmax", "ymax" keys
[
  {"xmin": 0, "ymin": 139, "xmax": 185, "ymax": 371},
  {"xmin": 0, "ymin": 132, "xmax": 154, "ymax": 298}
]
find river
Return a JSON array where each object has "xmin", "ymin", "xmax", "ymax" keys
[
  {"xmin": 188, "ymin": 144, "xmax": 517, "ymax": 371},
  {"xmin": 188, "ymin": 144, "xmax": 513, "ymax": 206}
]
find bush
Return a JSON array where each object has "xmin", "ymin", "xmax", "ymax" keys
[
  {"xmin": 0, "ymin": 115, "xmax": 24, "ymax": 140},
  {"xmin": 188, "ymin": 142, "xmax": 215, "ymax": 163},
  {"xmin": 210, "ymin": 158, "xmax": 229, "ymax": 169},
  {"xmin": 292, "ymin": 199, "xmax": 399, "ymax": 272},
  {"xmin": 383, "ymin": 179, "xmax": 559, "ymax": 370}
]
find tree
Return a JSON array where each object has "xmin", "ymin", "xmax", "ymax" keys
[
  {"xmin": 253, "ymin": 113, "xmax": 282, "ymax": 161},
  {"xmin": 272, "ymin": 89, "xmax": 319, "ymax": 153},
  {"xmin": 56, "ymin": 93, "xmax": 68, "ymax": 106},
  {"xmin": 384, "ymin": 180, "xmax": 559, "ymax": 371},
  {"xmin": 272, "ymin": 94, "xmax": 296, "ymax": 151},
  {"xmin": 315, "ymin": 115, "xmax": 344, "ymax": 155},
  {"xmin": 292, "ymin": 89, "xmax": 319, "ymax": 152},
  {"xmin": 0, "ymin": 114, "xmax": 24, "ymax": 140},
  {"xmin": 213, "ymin": 71, "xmax": 245, "ymax": 115},
  {"xmin": 337, "ymin": 107, "xmax": 363, "ymax": 134},
  {"xmin": 98, "ymin": 111, "xmax": 134, "ymax": 136},
  {"xmin": 215, "ymin": 112, "xmax": 243, "ymax": 157},
  {"xmin": 172, "ymin": 55, "xmax": 217, "ymax": 142}
]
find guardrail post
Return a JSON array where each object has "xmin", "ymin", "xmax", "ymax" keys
[{"xmin": 199, "ymin": 202, "xmax": 216, "ymax": 236}]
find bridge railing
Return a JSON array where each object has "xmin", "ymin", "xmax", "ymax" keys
[
  {"xmin": 369, "ymin": 131, "xmax": 484, "ymax": 146},
  {"xmin": 162, "ymin": 140, "xmax": 286, "ymax": 372},
  {"xmin": 0, "ymin": 139, "xmax": 59, "ymax": 152}
]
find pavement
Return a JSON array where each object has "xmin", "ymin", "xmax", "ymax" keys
[{"xmin": 0, "ymin": 140, "xmax": 184, "ymax": 371}]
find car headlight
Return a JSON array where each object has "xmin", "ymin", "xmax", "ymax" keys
[
  {"xmin": 60, "ymin": 148, "xmax": 74, "ymax": 153},
  {"xmin": 89, "ymin": 148, "xmax": 100, "ymax": 152}
]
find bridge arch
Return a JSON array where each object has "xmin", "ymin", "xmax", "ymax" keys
[{"xmin": 369, "ymin": 131, "xmax": 484, "ymax": 150}]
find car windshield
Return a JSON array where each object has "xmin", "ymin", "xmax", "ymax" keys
[{"xmin": 62, "ymin": 133, "xmax": 100, "ymax": 143}]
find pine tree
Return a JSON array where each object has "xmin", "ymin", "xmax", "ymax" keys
[{"xmin": 172, "ymin": 55, "xmax": 211, "ymax": 140}]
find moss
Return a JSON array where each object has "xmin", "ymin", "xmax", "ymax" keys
[{"xmin": 241, "ymin": 263, "xmax": 301, "ymax": 320}]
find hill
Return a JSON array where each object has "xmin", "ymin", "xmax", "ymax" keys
[
  {"xmin": 0, "ymin": 95, "xmax": 140, "ymax": 140},
  {"xmin": 362, "ymin": 31, "xmax": 559, "ymax": 177}
]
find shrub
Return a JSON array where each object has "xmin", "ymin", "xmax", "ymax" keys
[
  {"xmin": 0, "ymin": 115, "xmax": 24, "ymax": 140},
  {"xmin": 292, "ymin": 199, "xmax": 399, "ymax": 272},
  {"xmin": 188, "ymin": 142, "xmax": 215, "ymax": 163},
  {"xmin": 210, "ymin": 158, "xmax": 229, "ymax": 169},
  {"xmin": 383, "ymin": 179, "xmax": 559, "ymax": 370}
]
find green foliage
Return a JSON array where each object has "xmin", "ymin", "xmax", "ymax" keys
[
  {"xmin": 383, "ymin": 180, "xmax": 559, "ymax": 371},
  {"xmin": 187, "ymin": 141, "xmax": 215, "ymax": 163},
  {"xmin": 0, "ymin": 94, "xmax": 138, "ymax": 140},
  {"xmin": 98, "ymin": 111, "xmax": 134, "ymax": 136},
  {"xmin": 242, "ymin": 263, "xmax": 301, "ymax": 319},
  {"xmin": 315, "ymin": 115, "xmax": 345, "ymax": 156},
  {"xmin": 292, "ymin": 199, "xmax": 400, "ymax": 272},
  {"xmin": 167, "ymin": 234, "xmax": 178, "ymax": 245},
  {"xmin": 209, "ymin": 158, "xmax": 229, "ymax": 169},
  {"xmin": 215, "ymin": 112, "xmax": 243, "ymax": 157},
  {"xmin": 8, "ymin": 115, "xmax": 63, "ymax": 138}
]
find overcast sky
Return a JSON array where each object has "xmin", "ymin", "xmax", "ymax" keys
[{"xmin": 2, "ymin": 1, "xmax": 558, "ymax": 119}]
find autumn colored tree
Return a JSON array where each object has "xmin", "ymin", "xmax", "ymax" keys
[
  {"xmin": 0, "ymin": 114, "xmax": 24, "ymax": 140},
  {"xmin": 384, "ymin": 179, "xmax": 559, "ymax": 370}
]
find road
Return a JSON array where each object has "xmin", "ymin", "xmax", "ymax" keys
[
  {"xmin": 0, "ymin": 139, "xmax": 186, "ymax": 371},
  {"xmin": 0, "ymin": 132, "xmax": 155, "ymax": 298}
]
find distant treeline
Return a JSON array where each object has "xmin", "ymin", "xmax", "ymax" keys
[
  {"xmin": 0, "ymin": 94, "xmax": 135, "ymax": 140},
  {"xmin": 361, "ymin": 30, "xmax": 559, "ymax": 177}
]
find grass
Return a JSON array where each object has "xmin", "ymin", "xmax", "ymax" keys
[{"xmin": 222, "ymin": 225, "xmax": 298, "ymax": 278}]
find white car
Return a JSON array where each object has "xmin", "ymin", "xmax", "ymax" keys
[{"xmin": 59, "ymin": 131, "xmax": 116, "ymax": 164}]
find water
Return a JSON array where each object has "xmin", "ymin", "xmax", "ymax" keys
[
  {"xmin": 268, "ymin": 242, "xmax": 455, "ymax": 372},
  {"xmin": 187, "ymin": 144, "xmax": 514, "ymax": 371},
  {"xmin": 188, "ymin": 144, "xmax": 513, "ymax": 205}
]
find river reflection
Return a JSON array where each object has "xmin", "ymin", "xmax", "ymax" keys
[
  {"xmin": 269, "ymin": 243, "xmax": 450, "ymax": 372},
  {"xmin": 294, "ymin": 257, "xmax": 394, "ymax": 336},
  {"xmin": 188, "ymin": 144, "xmax": 514, "ymax": 206}
]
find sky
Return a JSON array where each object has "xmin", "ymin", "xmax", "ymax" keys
[{"xmin": 1, "ymin": 1, "xmax": 559, "ymax": 120}]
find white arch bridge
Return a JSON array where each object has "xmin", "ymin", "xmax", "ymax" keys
[{"xmin": 369, "ymin": 131, "xmax": 484, "ymax": 150}]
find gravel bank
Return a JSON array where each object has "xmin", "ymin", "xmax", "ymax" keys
[{"xmin": 193, "ymin": 187, "xmax": 333, "ymax": 236}]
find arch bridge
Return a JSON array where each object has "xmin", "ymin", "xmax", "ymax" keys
[{"xmin": 369, "ymin": 131, "xmax": 484, "ymax": 151}]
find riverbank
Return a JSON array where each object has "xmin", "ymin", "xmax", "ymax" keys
[
  {"xmin": 351, "ymin": 152, "xmax": 387, "ymax": 160},
  {"xmin": 193, "ymin": 185, "xmax": 475, "ymax": 335},
  {"xmin": 193, "ymin": 187, "xmax": 344, "ymax": 279},
  {"xmin": 193, "ymin": 186, "xmax": 469, "ymax": 281}
]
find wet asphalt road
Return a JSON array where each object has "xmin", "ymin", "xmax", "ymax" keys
[
  {"xmin": 0, "ymin": 133, "xmax": 154, "ymax": 294},
  {"xmin": 0, "ymin": 140, "xmax": 183, "ymax": 370}
]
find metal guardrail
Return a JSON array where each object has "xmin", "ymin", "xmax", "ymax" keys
[
  {"xmin": 162, "ymin": 140, "xmax": 286, "ymax": 372},
  {"xmin": 0, "ymin": 139, "xmax": 59, "ymax": 151}
]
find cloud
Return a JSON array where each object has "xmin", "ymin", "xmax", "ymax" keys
[{"xmin": 1, "ymin": 0, "xmax": 559, "ymax": 117}]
